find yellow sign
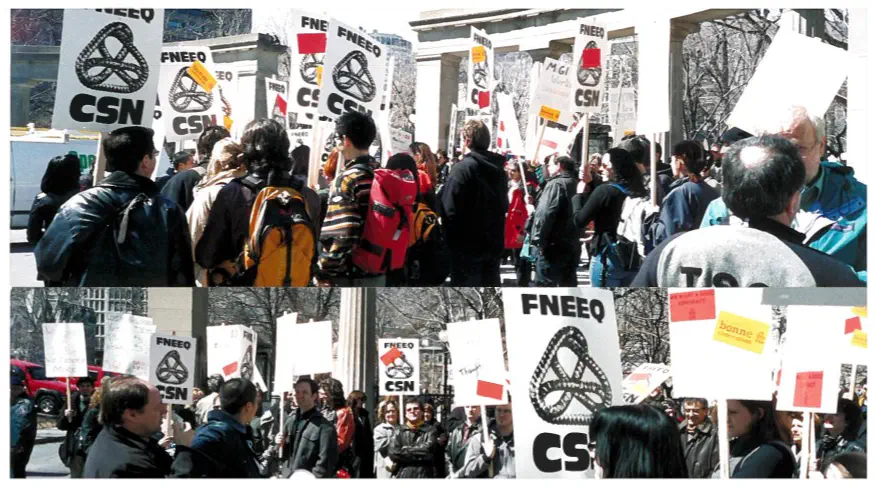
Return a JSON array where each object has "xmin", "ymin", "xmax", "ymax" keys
[
  {"xmin": 712, "ymin": 311, "xmax": 769, "ymax": 355},
  {"xmin": 851, "ymin": 330, "xmax": 868, "ymax": 349},
  {"xmin": 223, "ymin": 116, "xmax": 233, "ymax": 132},
  {"xmin": 539, "ymin": 106, "xmax": 560, "ymax": 122},
  {"xmin": 187, "ymin": 60, "xmax": 217, "ymax": 93},
  {"xmin": 471, "ymin": 45, "xmax": 486, "ymax": 63},
  {"xmin": 851, "ymin": 306, "xmax": 867, "ymax": 318},
  {"xmin": 316, "ymin": 66, "xmax": 323, "ymax": 86}
]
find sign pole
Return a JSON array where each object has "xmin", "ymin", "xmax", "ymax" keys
[
  {"xmin": 650, "ymin": 134, "xmax": 658, "ymax": 206},
  {"xmin": 279, "ymin": 391, "xmax": 287, "ymax": 458},
  {"xmin": 580, "ymin": 117, "xmax": 591, "ymax": 169},
  {"xmin": 481, "ymin": 407, "xmax": 493, "ymax": 477},
  {"xmin": 717, "ymin": 399, "xmax": 730, "ymax": 479},
  {"xmin": 517, "ymin": 159, "xmax": 530, "ymax": 200},
  {"xmin": 799, "ymin": 412, "xmax": 812, "ymax": 479},
  {"xmin": 531, "ymin": 118, "xmax": 548, "ymax": 167},
  {"xmin": 847, "ymin": 364, "xmax": 857, "ymax": 399},
  {"xmin": 66, "ymin": 377, "xmax": 72, "ymax": 412}
]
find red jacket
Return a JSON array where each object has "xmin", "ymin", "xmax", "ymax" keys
[
  {"xmin": 505, "ymin": 186, "xmax": 528, "ymax": 249},
  {"xmin": 336, "ymin": 407, "xmax": 355, "ymax": 453}
]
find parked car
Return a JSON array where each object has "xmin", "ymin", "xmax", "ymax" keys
[{"xmin": 10, "ymin": 359, "xmax": 119, "ymax": 415}]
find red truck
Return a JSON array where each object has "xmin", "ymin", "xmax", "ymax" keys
[{"xmin": 10, "ymin": 359, "xmax": 118, "ymax": 415}]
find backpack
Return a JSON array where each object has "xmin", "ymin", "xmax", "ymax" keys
[
  {"xmin": 611, "ymin": 184, "xmax": 659, "ymax": 271},
  {"xmin": 351, "ymin": 167, "xmax": 417, "ymax": 274},
  {"xmin": 236, "ymin": 176, "xmax": 316, "ymax": 287},
  {"xmin": 406, "ymin": 202, "xmax": 452, "ymax": 286}
]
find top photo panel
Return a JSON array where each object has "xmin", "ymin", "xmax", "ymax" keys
[{"xmin": 9, "ymin": 8, "xmax": 866, "ymax": 288}]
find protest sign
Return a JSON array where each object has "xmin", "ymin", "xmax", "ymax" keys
[
  {"xmin": 207, "ymin": 325, "xmax": 257, "ymax": 381},
  {"xmin": 265, "ymin": 77, "xmax": 289, "ymax": 128},
  {"xmin": 468, "ymin": 27, "xmax": 495, "ymax": 113},
  {"xmin": 318, "ymin": 18, "xmax": 386, "ymax": 119},
  {"xmin": 102, "ymin": 313, "xmax": 156, "ymax": 380},
  {"xmin": 635, "ymin": 18, "xmax": 670, "ymax": 134},
  {"xmin": 52, "ymin": 9, "xmax": 164, "ymax": 131},
  {"xmin": 571, "ymin": 21, "xmax": 607, "ymax": 115},
  {"xmin": 387, "ymin": 127, "xmax": 413, "ymax": 158},
  {"xmin": 496, "ymin": 93, "xmax": 526, "ymax": 156},
  {"xmin": 668, "ymin": 289, "xmax": 776, "ymax": 400},
  {"xmin": 288, "ymin": 128, "xmax": 313, "ymax": 148},
  {"xmin": 503, "ymin": 288, "xmax": 623, "ymax": 478},
  {"xmin": 290, "ymin": 11, "xmax": 329, "ymax": 123},
  {"xmin": 378, "ymin": 338, "xmax": 420, "ymax": 396},
  {"xmin": 275, "ymin": 319, "xmax": 333, "ymax": 390},
  {"xmin": 150, "ymin": 333, "xmax": 196, "ymax": 405},
  {"xmin": 42, "ymin": 323, "xmax": 88, "ymax": 378},
  {"xmin": 446, "ymin": 319, "xmax": 507, "ymax": 406},
  {"xmin": 213, "ymin": 67, "xmax": 238, "ymax": 134},
  {"xmin": 726, "ymin": 24, "xmax": 849, "ymax": 136},
  {"xmin": 622, "ymin": 363, "xmax": 672, "ymax": 404},
  {"xmin": 447, "ymin": 103, "xmax": 458, "ymax": 154},
  {"xmin": 274, "ymin": 313, "xmax": 299, "ymax": 392},
  {"xmin": 529, "ymin": 126, "xmax": 572, "ymax": 163},
  {"xmin": 156, "ymin": 46, "xmax": 220, "ymax": 142},
  {"xmin": 529, "ymin": 57, "xmax": 574, "ymax": 127}
]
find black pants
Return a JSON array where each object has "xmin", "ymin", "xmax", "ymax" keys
[
  {"xmin": 11, "ymin": 450, "xmax": 32, "ymax": 478},
  {"xmin": 69, "ymin": 453, "xmax": 86, "ymax": 478},
  {"xmin": 450, "ymin": 252, "xmax": 501, "ymax": 286},
  {"xmin": 511, "ymin": 250, "xmax": 532, "ymax": 287},
  {"xmin": 535, "ymin": 246, "xmax": 581, "ymax": 287}
]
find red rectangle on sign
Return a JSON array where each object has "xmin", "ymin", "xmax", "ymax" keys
[
  {"xmin": 478, "ymin": 91, "xmax": 491, "ymax": 109},
  {"xmin": 477, "ymin": 380, "xmax": 504, "ymax": 400},
  {"xmin": 669, "ymin": 289, "xmax": 716, "ymax": 322},
  {"xmin": 297, "ymin": 33, "xmax": 327, "ymax": 55},
  {"xmin": 845, "ymin": 316, "xmax": 862, "ymax": 334},
  {"xmin": 793, "ymin": 371, "xmax": 824, "ymax": 408},
  {"xmin": 581, "ymin": 48, "xmax": 601, "ymax": 69},
  {"xmin": 542, "ymin": 139, "xmax": 558, "ymax": 150},
  {"xmin": 380, "ymin": 347, "xmax": 402, "ymax": 366},
  {"xmin": 275, "ymin": 94, "xmax": 287, "ymax": 116},
  {"xmin": 222, "ymin": 362, "xmax": 238, "ymax": 376}
]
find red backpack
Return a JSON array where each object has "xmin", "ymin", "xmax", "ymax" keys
[{"xmin": 351, "ymin": 168, "xmax": 417, "ymax": 274}]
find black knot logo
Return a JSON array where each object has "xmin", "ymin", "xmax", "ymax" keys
[
  {"xmin": 169, "ymin": 66, "xmax": 213, "ymax": 113},
  {"xmin": 155, "ymin": 350, "xmax": 188, "ymax": 385},
  {"xmin": 386, "ymin": 352, "xmax": 415, "ymax": 379},
  {"xmin": 472, "ymin": 57, "xmax": 490, "ymax": 90},
  {"xmin": 332, "ymin": 51, "xmax": 376, "ymax": 102},
  {"xmin": 577, "ymin": 41, "xmax": 602, "ymax": 87},
  {"xmin": 240, "ymin": 345, "xmax": 253, "ymax": 380},
  {"xmin": 530, "ymin": 326, "xmax": 612, "ymax": 425},
  {"xmin": 75, "ymin": 22, "xmax": 149, "ymax": 94},
  {"xmin": 300, "ymin": 54, "xmax": 324, "ymax": 85}
]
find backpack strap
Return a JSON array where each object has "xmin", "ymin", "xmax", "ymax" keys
[{"xmin": 610, "ymin": 183, "xmax": 629, "ymax": 196}]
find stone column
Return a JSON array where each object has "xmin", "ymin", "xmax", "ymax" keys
[
  {"xmin": 846, "ymin": 9, "xmax": 867, "ymax": 183},
  {"xmin": 415, "ymin": 53, "xmax": 461, "ymax": 151},
  {"xmin": 668, "ymin": 21, "xmax": 699, "ymax": 148},
  {"xmin": 334, "ymin": 288, "xmax": 377, "ymax": 417},
  {"xmin": 11, "ymin": 82, "xmax": 37, "ymax": 128},
  {"xmin": 526, "ymin": 40, "xmax": 573, "ymax": 64},
  {"xmin": 783, "ymin": 9, "xmax": 826, "ymax": 38}
]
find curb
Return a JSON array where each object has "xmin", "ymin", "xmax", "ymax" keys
[{"xmin": 34, "ymin": 435, "xmax": 65, "ymax": 445}]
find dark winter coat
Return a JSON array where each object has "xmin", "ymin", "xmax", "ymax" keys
[
  {"xmin": 27, "ymin": 189, "xmax": 78, "ymax": 245},
  {"xmin": 446, "ymin": 421, "xmax": 486, "ymax": 478},
  {"xmin": 652, "ymin": 180, "xmax": 720, "ymax": 248},
  {"xmin": 57, "ymin": 391, "xmax": 89, "ymax": 464},
  {"xmin": 77, "ymin": 407, "xmax": 102, "ymax": 456},
  {"xmin": 353, "ymin": 408, "xmax": 374, "ymax": 478},
  {"xmin": 572, "ymin": 183, "xmax": 628, "ymax": 255},
  {"xmin": 10, "ymin": 392, "xmax": 37, "ymax": 461},
  {"xmin": 280, "ymin": 407, "xmax": 338, "ymax": 478},
  {"xmin": 679, "ymin": 419, "xmax": 720, "ymax": 478},
  {"xmin": 531, "ymin": 169, "xmax": 579, "ymax": 253},
  {"xmin": 816, "ymin": 433, "xmax": 866, "ymax": 473},
  {"xmin": 83, "ymin": 425, "xmax": 173, "ymax": 478},
  {"xmin": 170, "ymin": 410, "xmax": 264, "ymax": 478},
  {"xmin": 710, "ymin": 434, "xmax": 795, "ymax": 478},
  {"xmin": 388, "ymin": 423, "xmax": 441, "ymax": 478},
  {"xmin": 159, "ymin": 164, "xmax": 207, "ymax": 212},
  {"xmin": 194, "ymin": 175, "xmax": 263, "ymax": 271},
  {"xmin": 154, "ymin": 167, "xmax": 177, "ymax": 193}
]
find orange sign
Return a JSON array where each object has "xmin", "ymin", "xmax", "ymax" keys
[
  {"xmin": 712, "ymin": 311, "xmax": 769, "ymax": 355},
  {"xmin": 539, "ymin": 106, "xmax": 560, "ymax": 122},
  {"xmin": 851, "ymin": 330, "xmax": 867, "ymax": 349},
  {"xmin": 187, "ymin": 60, "xmax": 217, "ymax": 93},
  {"xmin": 316, "ymin": 66, "xmax": 323, "ymax": 86},
  {"xmin": 471, "ymin": 45, "xmax": 487, "ymax": 63}
]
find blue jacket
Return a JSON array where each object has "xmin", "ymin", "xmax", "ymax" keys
[
  {"xmin": 701, "ymin": 161, "xmax": 867, "ymax": 281},
  {"xmin": 11, "ymin": 393, "xmax": 37, "ymax": 453},
  {"xmin": 171, "ymin": 409, "xmax": 263, "ymax": 478},
  {"xmin": 653, "ymin": 180, "xmax": 720, "ymax": 248}
]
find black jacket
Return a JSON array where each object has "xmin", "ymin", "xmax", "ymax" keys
[
  {"xmin": 34, "ymin": 171, "xmax": 195, "ymax": 287},
  {"xmin": 446, "ymin": 421, "xmax": 485, "ymax": 478},
  {"xmin": 723, "ymin": 435, "xmax": 795, "ymax": 478},
  {"xmin": 77, "ymin": 407, "xmax": 102, "ymax": 456},
  {"xmin": 171, "ymin": 410, "xmax": 263, "ymax": 478},
  {"xmin": 57, "ymin": 391, "xmax": 89, "ymax": 462},
  {"xmin": 195, "ymin": 175, "xmax": 264, "ymax": 271},
  {"xmin": 154, "ymin": 167, "xmax": 177, "ymax": 193},
  {"xmin": 816, "ymin": 433, "xmax": 866, "ymax": 473},
  {"xmin": 388, "ymin": 423, "xmax": 441, "ymax": 478},
  {"xmin": 83, "ymin": 425, "xmax": 173, "ymax": 478},
  {"xmin": 531, "ymin": 170, "xmax": 579, "ymax": 253},
  {"xmin": 438, "ymin": 149, "xmax": 509, "ymax": 256},
  {"xmin": 280, "ymin": 407, "xmax": 338, "ymax": 478},
  {"xmin": 159, "ymin": 164, "xmax": 206, "ymax": 212},
  {"xmin": 680, "ymin": 419, "xmax": 720, "ymax": 478},
  {"xmin": 27, "ymin": 190, "xmax": 77, "ymax": 245},
  {"xmin": 353, "ymin": 408, "xmax": 374, "ymax": 478},
  {"xmin": 572, "ymin": 183, "xmax": 628, "ymax": 255}
]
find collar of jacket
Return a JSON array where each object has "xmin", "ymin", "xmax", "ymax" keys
[
  {"xmin": 206, "ymin": 409, "xmax": 248, "ymax": 434},
  {"xmin": 98, "ymin": 171, "xmax": 158, "ymax": 194},
  {"xmin": 297, "ymin": 406, "xmax": 320, "ymax": 420},
  {"xmin": 545, "ymin": 170, "xmax": 577, "ymax": 182},
  {"xmin": 108, "ymin": 424, "xmax": 160, "ymax": 450},
  {"xmin": 344, "ymin": 154, "xmax": 377, "ymax": 171},
  {"xmin": 747, "ymin": 217, "xmax": 806, "ymax": 245},
  {"xmin": 681, "ymin": 418, "xmax": 714, "ymax": 437}
]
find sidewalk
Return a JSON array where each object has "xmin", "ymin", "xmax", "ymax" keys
[{"xmin": 35, "ymin": 427, "xmax": 66, "ymax": 445}]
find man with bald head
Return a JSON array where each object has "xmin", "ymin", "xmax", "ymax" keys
[
  {"xmin": 701, "ymin": 106, "xmax": 867, "ymax": 281},
  {"xmin": 632, "ymin": 135, "xmax": 861, "ymax": 287}
]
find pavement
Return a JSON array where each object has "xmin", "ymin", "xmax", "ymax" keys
[
  {"xmin": 35, "ymin": 426, "xmax": 66, "ymax": 445},
  {"xmin": 24, "ymin": 437, "xmax": 70, "ymax": 478},
  {"xmin": 10, "ymin": 229, "xmax": 41, "ymax": 287}
]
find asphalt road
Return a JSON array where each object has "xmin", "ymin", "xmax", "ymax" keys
[
  {"xmin": 10, "ymin": 229, "xmax": 41, "ymax": 287},
  {"xmin": 25, "ymin": 440, "xmax": 70, "ymax": 478}
]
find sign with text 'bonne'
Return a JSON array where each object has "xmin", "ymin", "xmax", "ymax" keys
[
  {"xmin": 150, "ymin": 333, "xmax": 196, "ymax": 405},
  {"xmin": 318, "ymin": 19, "xmax": 386, "ymax": 119},
  {"xmin": 378, "ymin": 338, "xmax": 420, "ymax": 395}
]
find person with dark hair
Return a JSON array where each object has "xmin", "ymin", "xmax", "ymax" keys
[
  {"xmin": 505, "ymin": 162, "xmax": 533, "ymax": 286},
  {"xmin": 11, "ymin": 371, "xmax": 37, "ymax": 478},
  {"xmin": 530, "ymin": 155, "xmax": 581, "ymax": 286},
  {"xmin": 347, "ymin": 390, "xmax": 373, "ymax": 478},
  {"xmin": 679, "ymin": 398, "xmax": 719, "ymax": 478},
  {"xmin": 170, "ymin": 378, "xmax": 263, "ymax": 478},
  {"xmin": 317, "ymin": 111, "xmax": 385, "ymax": 287},
  {"xmin": 617, "ymin": 135, "xmax": 673, "ymax": 203},
  {"xmin": 816, "ymin": 396, "xmax": 866, "ymax": 474},
  {"xmin": 446, "ymin": 405, "xmax": 485, "ymax": 478},
  {"xmin": 195, "ymin": 374, "xmax": 225, "ymax": 426},
  {"xmin": 279, "ymin": 377, "xmax": 338, "ymax": 478},
  {"xmin": 633, "ymin": 135, "xmax": 862, "ymax": 287},
  {"xmin": 435, "ymin": 149, "xmax": 450, "ymax": 189},
  {"xmin": 160, "ymin": 126, "xmax": 230, "ymax": 211},
  {"xmin": 318, "ymin": 378, "xmax": 355, "ymax": 477},
  {"xmin": 820, "ymin": 452, "xmax": 867, "ymax": 478},
  {"xmin": 289, "ymin": 144, "xmax": 323, "ymax": 244},
  {"xmin": 27, "ymin": 154, "xmax": 81, "ymax": 246},
  {"xmin": 156, "ymin": 151, "xmax": 194, "ymax": 192},
  {"xmin": 57, "ymin": 377, "xmax": 95, "ymax": 477},
  {"xmin": 83, "ymin": 377, "xmax": 193, "ymax": 477},
  {"xmin": 590, "ymin": 404, "xmax": 688, "ymax": 478},
  {"xmin": 573, "ymin": 147, "xmax": 647, "ymax": 286},
  {"xmin": 75, "ymin": 382, "xmax": 108, "ymax": 473},
  {"xmin": 388, "ymin": 398, "xmax": 441, "ymax": 478},
  {"xmin": 439, "ymin": 119, "xmax": 509, "ymax": 286},
  {"xmin": 34, "ymin": 126, "xmax": 194, "ymax": 286},
  {"xmin": 422, "ymin": 401, "xmax": 448, "ymax": 477},
  {"xmin": 712, "ymin": 399, "xmax": 795, "ymax": 478},
  {"xmin": 461, "ymin": 399, "xmax": 515, "ymax": 478}
]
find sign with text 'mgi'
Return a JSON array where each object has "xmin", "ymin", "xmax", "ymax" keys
[
  {"xmin": 102, "ymin": 313, "xmax": 156, "ymax": 380},
  {"xmin": 275, "ymin": 317, "xmax": 333, "ymax": 393},
  {"xmin": 42, "ymin": 323, "xmax": 88, "ymax": 378},
  {"xmin": 529, "ymin": 57, "xmax": 574, "ymax": 126},
  {"xmin": 318, "ymin": 18, "xmax": 386, "ymax": 119},
  {"xmin": 571, "ymin": 21, "xmax": 607, "ymax": 115},
  {"xmin": 668, "ymin": 289, "xmax": 776, "ymax": 400},
  {"xmin": 207, "ymin": 325, "xmax": 257, "ymax": 381},
  {"xmin": 150, "ymin": 333, "xmax": 196, "ymax": 405},
  {"xmin": 53, "ymin": 9, "xmax": 164, "ymax": 131},
  {"xmin": 622, "ymin": 363, "xmax": 672, "ymax": 404},
  {"xmin": 378, "ymin": 338, "xmax": 420, "ymax": 396},
  {"xmin": 291, "ymin": 11, "xmax": 329, "ymax": 123},
  {"xmin": 155, "ymin": 46, "xmax": 220, "ymax": 142},
  {"xmin": 468, "ymin": 26, "xmax": 495, "ymax": 113},
  {"xmin": 503, "ymin": 288, "xmax": 623, "ymax": 478},
  {"xmin": 446, "ymin": 319, "xmax": 508, "ymax": 406},
  {"xmin": 266, "ymin": 77, "xmax": 289, "ymax": 128}
]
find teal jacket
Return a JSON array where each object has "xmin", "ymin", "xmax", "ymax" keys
[{"xmin": 701, "ymin": 161, "xmax": 867, "ymax": 281}]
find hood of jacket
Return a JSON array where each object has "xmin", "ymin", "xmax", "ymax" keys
[{"xmin": 467, "ymin": 149, "xmax": 506, "ymax": 177}]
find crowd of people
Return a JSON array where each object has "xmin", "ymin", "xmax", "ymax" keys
[{"xmin": 26, "ymin": 103, "xmax": 864, "ymax": 288}]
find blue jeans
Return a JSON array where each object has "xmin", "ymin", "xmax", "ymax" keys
[{"xmin": 589, "ymin": 250, "xmax": 638, "ymax": 287}]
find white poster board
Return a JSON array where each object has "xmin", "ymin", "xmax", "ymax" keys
[
  {"xmin": 468, "ymin": 26, "xmax": 495, "ymax": 114},
  {"xmin": 529, "ymin": 57, "xmax": 574, "ymax": 127},
  {"xmin": 42, "ymin": 323, "xmax": 88, "ymax": 378},
  {"xmin": 150, "ymin": 333, "xmax": 196, "ymax": 405},
  {"xmin": 635, "ymin": 18, "xmax": 671, "ymax": 134},
  {"xmin": 274, "ymin": 313, "xmax": 299, "ymax": 393},
  {"xmin": 282, "ymin": 320, "xmax": 334, "ymax": 379},
  {"xmin": 447, "ymin": 103, "xmax": 458, "ymax": 154},
  {"xmin": 529, "ymin": 126, "xmax": 572, "ymax": 163},
  {"xmin": 387, "ymin": 127, "xmax": 413, "ymax": 158},
  {"xmin": 622, "ymin": 363, "xmax": 672, "ymax": 404},
  {"xmin": 266, "ymin": 77, "xmax": 289, "ymax": 128},
  {"xmin": 318, "ymin": 19, "xmax": 386, "ymax": 119},
  {"xmin": 155, "ymin": 46, "xmax": 220, "ymax": 143},
  {"xmin": 503, "ymin": 288, "xmax": 623, "ymax": 478},
  {"xmin": 290, "ymin": 11, "xmax": 329, "ymax": 124},
  {"xmin": 207, "ymin": 325, "xmax": 257, "ymax": 381},
  {"xmin": 571, "ymin": 21, "xmax": 608, "ymax": 115},
  {"xmin": 52, "ymin": 9, "xmax": 164, "ymax": 131},
  {"xmin": 102, "ymin": 313, "xmax": 156, "ymax": 380},
  {"xmin": 378, "ymin": 338, "xmax": 420, "ymax": 396},
  {"xmin": 446, "ymin": 319, "xmax": 508, "ymax": 406},
  {"xmin": 668, "ymin": 288, "xmax": 776, "ymax": 400},
  {"xmin": 496, "ymin": 93, "xmax": 526, "ymax": 156}
]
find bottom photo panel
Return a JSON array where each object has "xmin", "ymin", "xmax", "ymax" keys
[{"xmin": 9, "ymin": 287, "xmax": 868, "ymax": 479}]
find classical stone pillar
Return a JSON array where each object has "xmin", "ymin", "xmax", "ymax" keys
[
  {"xmin": 414, "ymin": 53, "xmax": 461, "ymax": 151},
  {"xmin": 11, "ymin": 82, "xmax": 37, "ymax": 128},
  {"xmin": 668, "ymin": 21, "xmax": 699, "ymax": 150},
  {"xmin": 335, "ymin": 288, "xmax": 377, "ymax": 417}
]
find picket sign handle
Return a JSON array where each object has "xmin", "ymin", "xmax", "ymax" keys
[
  {"xmin": 66, "ymin": 377, "xmax": 72, "ymax": 412},
  {"xmin": 92, "ymin": 132, "xmax": 109, "ymax": 187},
  {"xmin": 279, "ymin": 391, "xmax": 287, "ymax": 458},
  {"xmin": 799, "ymin": 412, "xmax": 813, "ymax": 479},
  {"xmin": 847, "ymin": 364, "xmax": 857, "ymax": 400},
  {"xmin": 531, "ymin": 118, "xmax": 548, "ymax": 168},
  {"xmin": 307, "ymin": 123, "xmax": 322, "ymax": 190},
  {"xmin": 650, "ymin": 133, "xmax": 659, "ymax": 206},
  {"xmin": 717, "ymin": 399, "xmax": 730, "ymax": 479},
  {"xmin": 480, "ymin": 407, "xmax": 494, "ymax": 477},
  {"xmin": 517, "ymin": 158, "xmax": 530, "ymax": 200}
]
